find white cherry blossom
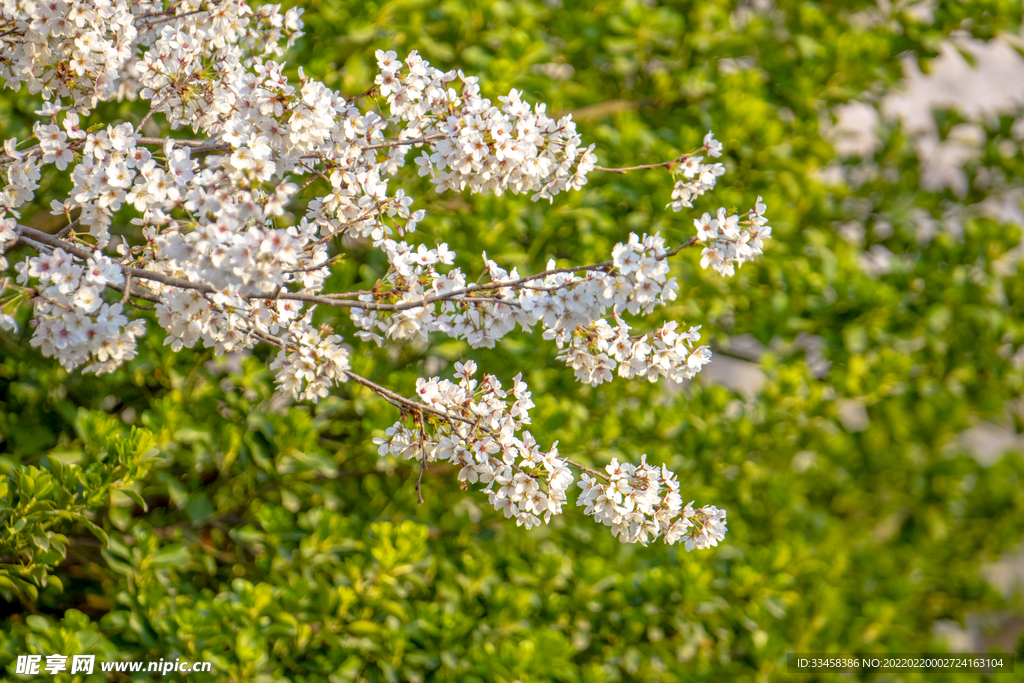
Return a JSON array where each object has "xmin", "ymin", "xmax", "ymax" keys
[{"xmin": 0, "ymin": 0, "xmax": 772, "ymax": 548}]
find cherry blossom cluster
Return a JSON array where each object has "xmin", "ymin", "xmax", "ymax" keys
[
  {"xmin": 29, "ymin": 294, "xmax": 146, "ymax": 374},
  {"xmin": 352, "ymin": 231, "xmax": 687, "ymax": 362},
  {"xmin": 666, "ymin": 131, "xmax": 726, "ymax": 211},
  {"xmin": 578, "ymin": 459, "xmax": 727, "ymax": 548},
  {"xmin": 550, "ymin": 232, "xmax": 700, "ymax": 386},
  {"xmin": 66, "ymin": 122, "xmax": 152, "ymax": 246},
  {"xmin": 269, "ymin": 314, "xmax": 351, "ymax": 402},
  {"xmin": 147, "ymin": 183, "xmax": 321, "ymax": 295},
  {"xmin": 0, "ymin": 0, "xmax": 139, "ymax": 110},
  {"xmin": 1, "ymin": 136, "xmax": 42, "ymax": 213},
  {"xmin": 0, "ymin": 216, "xmax": 14, "ymax": 272},
  {"xmin": 350, "ymin": 213, "xmax": 761, "ymax": 386},
  {"xmin": 694, "ymin": 199, "xmax": 772, "ymax": 277},
  {"xmin": 1, "ymin": 217, "xmax": 21, "ymax": 331},
  {"xmin": 10, "ymin": 245, "xmax": 145, "ymax": 372},
  {"xmin": 378, "ymin": 50, "xmax": 598, "ymax": 202},
  {"xmin": 0, "ymin": 0, "xmax": 774, "ymax": 548},
  {"xmin": 373, "ymin": 361, "xmax": 568, "ymax": 530},
  {"xmin": 347, "ymin": 230, "xmax": 696, "ymax": 385},
  {"xmin": 558, "ymin": 319, "xmax": 712, "ymax": 387},
  {"xmin": 373, "ymin": 362, "xmax": 723, "ymax": 547}
]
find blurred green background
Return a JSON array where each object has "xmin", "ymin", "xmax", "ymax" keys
[{"xmin": 3, "ymin": 1, "xmax": 1024, "ymax": 681}]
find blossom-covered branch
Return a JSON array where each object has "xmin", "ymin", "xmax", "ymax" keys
[
  {"xmin": 370, "ymin": 361, "xmax": 727, "ymax": 548},
  {"xmin": 0, "ymin": 0, "xmax": 771, "ymax": 548}
]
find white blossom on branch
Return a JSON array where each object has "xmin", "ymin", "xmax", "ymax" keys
[{"xmin": 0, "ymin": 0, "xmax": 772, "ymax": 547}]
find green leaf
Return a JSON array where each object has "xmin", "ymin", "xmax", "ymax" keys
[
  {"xmin": 185, "ymin": 494, "xmax": 214, "ymax": 525},
  {"xmin": 26, "ymin": 614, "xmax": 49, "ymax": 631},
  {"xmin": 77, "ymin": 516, "xmax": 110, "ymax": 548},
  {"xmin": 122, "ymin": 488, "xmax": 149, "ymax": 512},
  {"xmin": 150, "ymin": 544, "xmax": 189, "ymax": 568}
]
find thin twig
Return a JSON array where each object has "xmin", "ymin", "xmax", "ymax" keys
[
  {"xmin": 593, "ymin": 149, "xmax": 700, "ymax": 174},
  {"xmin": 561, "ymin": 457, "xmax": 607, "ymax": 481},
  {"xmin": 316, "ymin": 289, "xmax": 373, "ymax": 299},
  {"xmin": 344, "ymin": 370, "xmax": 475, "ymax": 424},
  {"xmin": 360, "ymin": 133, "xmax": 446, "ymax": 151},
  {"xmin": 348, "ymin": 85, "xmax": 378, "ymax": 100},
  {"xmin": 135, "ymin": 137, "xmax": 231, "ymax": 154},
  {"xmin": 15, "ymin": 235, "xmax": 53, "ymax": 255},
  {"xmin": 138, "ymin": 7, "xmax": 206, "ymax": 26},
  {"xmin": 456, "ymin": 296, "xmax": 521, "ymax": 308},
  {"xmin": 310, "ymin": 201, "xmax": 389, "ymax": 247},
  {"xmin": 120, "ymin": 272, "xmax": 132, "ymax": 305},
  {"xmin": 284, "ymin": 251, "xmax": 346, "ymax": 274},
  {"xmin": 415, "ymin": 412, "xmax": 428, "ymax": 505},
  {"xmin": 593, "ymin": 160, "xmax": 676, "ymax": 174},
  {"xmin": 55, "ymin": 215, "xmax": 81, "ymax": 239},
  {"xmin": 138, "ymin": 93, "xmax": 173, "ymax": 132},
  {"xmin": 297, "ymin": 169, "xmax": 328, "ymax": 193}
]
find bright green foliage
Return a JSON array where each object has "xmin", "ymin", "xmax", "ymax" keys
[
  {"xmin": 2, "ymin": 1, "xmax": 1024, "ymax": 682},
  {"xmin": 0, "ymin": 417, "xmax": 153, "ymax": 603}
]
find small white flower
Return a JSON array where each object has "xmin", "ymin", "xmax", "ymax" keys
[
  {"xmin": 694, "ymin": 212, "xmax": 718, "ymax": 241},
  {"xmin": 611, "ymin": 243, "xmax": 642, "ymax": 274},
  {"xmin": 703, "ymin": 130, "xmax": 723, "ymax": 157}
]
